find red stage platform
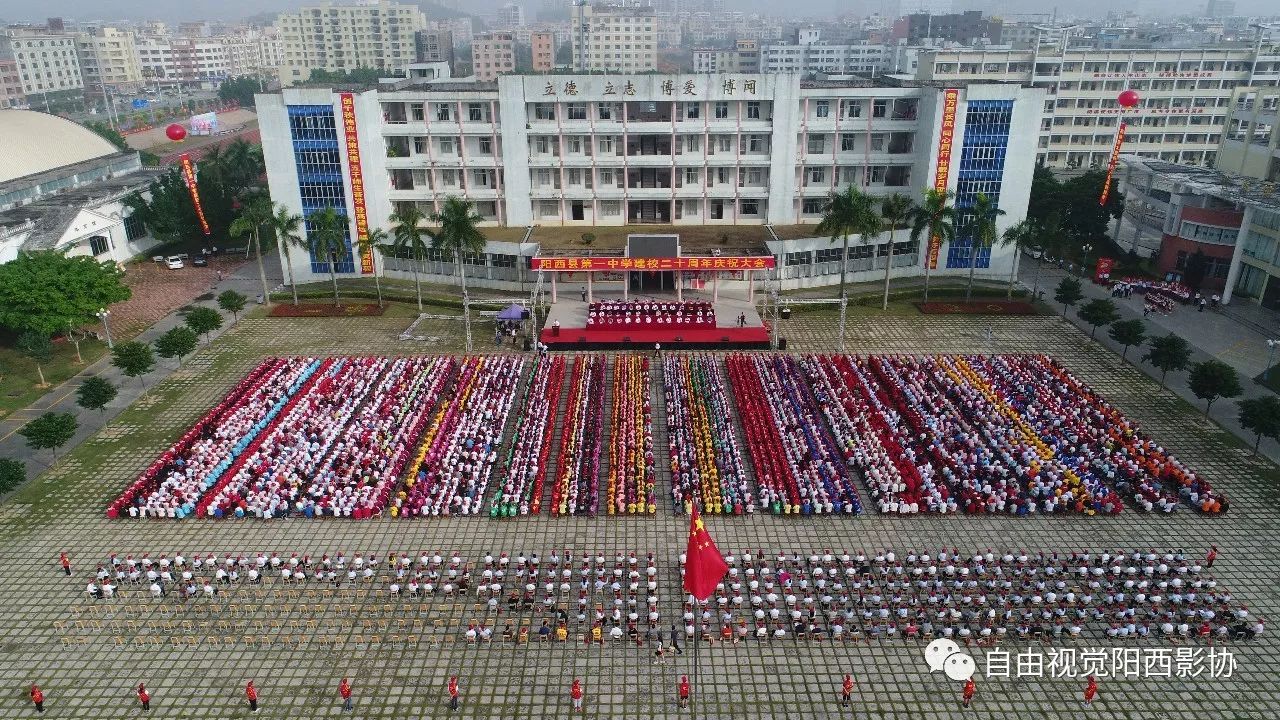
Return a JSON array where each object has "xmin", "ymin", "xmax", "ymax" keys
[{"xmin": 541, "ymin": 325, "xmax": 770, "ymax": 350}]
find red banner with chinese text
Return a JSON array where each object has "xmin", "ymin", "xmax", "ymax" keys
[
  {"xmin": 340, "ymin": 93, "xmax": 373, "ymax": 274},
  {"xmin": 179, "ymin": 153, "xmax": 211, "ymax": 237},
  {"xmin": 1099, "ymin": 121, "xmax": 1127, "ymax": 207},
  {"xmin": 530, "ymin": 255, "xmax": 775, "ymax": 272},
  {"xmin": 929, "ymin": 88, "xmax": 959, "ymax": 270}
]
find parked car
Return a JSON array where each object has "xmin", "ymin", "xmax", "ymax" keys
[
  {"xmin": 165, "ymin": 255, "xmax": 185, "ymax": 269},
  {"xmin": 192, "ymin": 255, "xmax": 208, "ymax": 267},
  {"xmin": 1023, "ymin": 245, "xmax": 1044, "ymax": 260}
]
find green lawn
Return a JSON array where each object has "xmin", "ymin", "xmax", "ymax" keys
[{"xmin": 0, "ymin": 337, "xmax": 109, "ymax": 417}]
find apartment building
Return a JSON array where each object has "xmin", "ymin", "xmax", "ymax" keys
[
  {"xmin": 275, "ymin": 1, "xmax": 426, "ymax": 86},
  {"xmin": 0, "ymin": 31, "xmax": 83, "ymax": 96},
  {"xmin": 692, "ymin": 40, "xmax": 758, "ymax": 74},
  {"xmin": 1219, "ymin": 86, "xmax": 1280, "ymax": 181},
  {"xmin": 531, "ymin": 31, "xmax": 556, "ymax": 72},
  {"xmin": 258, "ymin": 29, "xmax": 284, "ymax": 74},
  {"xmin": 759, "ymin": 30, "xmax": 890, "ymax": 77},
  {"xmin": 257, "ymin": 73, "xmax": 1041, "ymax": 287},
  {"xmin": 914, "ymin": 45, "xmax": 1280, "ymax": 169},
  {"xmin": 571, "ymin": 4, "xmax": 657, "ymax": 73},
  {"xmin": 0, "ymin": 58, "xmax": 25, "ymax": 107},
  {"xmin": 415, "ymin": 29, "xmax": 455, "ymax": 67},
  {"xmin": 76, "ymin": 27, "xmax": 144, "ymax": 94},
  {"xmin": 470, "ymin": 32, "xmax": 515, "ymax": 81}
]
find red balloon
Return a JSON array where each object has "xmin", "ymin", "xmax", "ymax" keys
[
  {"xmin": 1117, "ymin": 89, "xmax": 1140, "ymax": 108},
  {"xmin": 165, "ymin": 123, "xmax": 187, "ymax": 141}
]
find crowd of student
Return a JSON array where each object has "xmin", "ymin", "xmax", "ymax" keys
[
  {"xmin": 606, "ymin": 355, "xmax": 656, "ymax": 515},
  {"xmin": 677, "ymin": 548, "xmax": 1263, "ymax": 644},
  {"xmin": 586, "ymin": 300, "xmax": 714, "ymax": 329},
  {"xmin": 553, "ymin": 356, "xmax": 606, "ymax": 515},
  {"xmin": 662, "ymin": 354, "xmax": 753, "ymax": 515},
  {"xmin": 490, "ymin": 356, "xmax": 566, "ymax": 517}
]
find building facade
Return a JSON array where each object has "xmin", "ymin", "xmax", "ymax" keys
[
  {"xmin": 572, "ymin": 4, "xmax": 657, "ymax": 73},
  {"xmin": 914, "ymin": 45, "xmax": 1280, "ymax": 170},
  {"xmin": 257, "ymin": 73, "xmax": 1041, "ymax": 288},
  {"xmin": 0, "ymin": 31, "xmax": 83, "ymax": 96},
  {"xmin": 531, "ymin": 31, "xmax": 556, "ymax": 72},
  {"xmin": 76, "ymin": 27, "xmax": 144, "ymax": 94},
  {"xmin": 415, "ymin": 29, "xmax": 455, "ymax": 67},
  {"xmin": 692, "ymin": 40, "xmax": 758, "ymax": 74},
  {"xmin": 471, "ymin": 32, "xmax": 516, "ymax": 81},
  {"xmin": 0, "ymin": 59, "xmax": 24, "ymax": 108},
  {"xmin": 275, "ymin": 1, "xmax": 426, "ymax": 86},
  {"xmin": 1219, "ymin": 86, "xmax": 1280, "ymax": 182}
]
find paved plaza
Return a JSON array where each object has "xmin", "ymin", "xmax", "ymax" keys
[{"xmin": 1, "ymin": 309, "xmax": 1278, "ymax": 719}]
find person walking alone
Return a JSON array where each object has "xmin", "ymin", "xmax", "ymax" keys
[
  {"xmin": 1083, "ymin": 675, "xmax": 1098, "ymax": 707},
  {"xmin": 339, "ymin": 677, "xmax": 352, "ymax": 712},
  {"xmin": 245, "ymin": 681, "xmax": 258, "ymax": 713},
  {"xmin": 678, "ymin": 675, "xmax": 690, "ymax": 709},
  {"xmin": 841, "ymin": 673, "xmax": 854, "ymax": 708},
  {"xmin": 447, "ymin": 675, "xmax": 460, "ymax": 711},
  {"xmin": 29, "ymin": 684, "xmax": 44, "ymax": 714},
  {"xmin": 1206, "ymin": 545, "xmax": 1218, "ymax": 568},
  {"xmin": 136, "ymin": 683, "xmax": 151, "ymax": 712},
  {"xmin": 60, "ymin": 552, "xmax": 71, "ymax": 576},
  {"xmin": 962, "ymin": 677, "xmax": 975, "ymax": 708},
  {"xmin": 571, "ymin": 678, "xmax": 584, "ymax": 713}
]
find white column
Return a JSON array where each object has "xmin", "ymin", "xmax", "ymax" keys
[
  {"xmin": 587, "ymin": 273, "xmax": 593, "ymax": 304},
  {"xmin": 746, "ymin": 270, "xmax": 752, "ymax": 302},
  {"xmin": 623, "ymin": 272, "xmax": 629, "ymax": 301},
  {"xmin": 677, "ymin": 270, "xmax": 683, "ymax": 301},
  {"xmin": 1222, "ymin": 205, "xmax": 1253, "ymax": 305},
  {"xmin": 713, "ymin": 271, "xmax": 720, "ymax": 303},
  {"xmin": 551, "ymin": 272, "xmax": 557, "ymax": 303}
]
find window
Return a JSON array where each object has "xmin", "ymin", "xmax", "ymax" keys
[
  {"xmin": 534, "ymin": 103, "xmax": 554, "ymax": 120},
  {"xmin": 710, "ymin": 199, "xmax": 724, "ymax": 219},
  {"xmin": 686, "ymin": 102, "xmax": 699, "ymax": 119},
  {"xmin": 740, "ymin": 199, "xmax": 759, "ymax": 215},
  {"xmin": 477, "ymin": 137, "xmax": 493, "ymax": 155},
  {"xmin": 872, "ymin": 100, "xmax": 887, "ymax": 118},
  {"xmin": 436, "ymin": 103, "xmax": 451, "ymax": 121},
  {"xmin": 598, "ymin": 136, "xmax": 614, "ymax": 154},
  {"xmin": 717, "ymin": 136, "xmax": 731, "ymax": 152},
  {"xmin": 714, "ymin": 101, "xmax": 728, "ymax": 119},
  {"xmin": 567, "ymin": 136, "xmax": 582, "ymax": 154},
  {"xmin": 684, "ymin": 135, "xmax": 700, "ymax": 153},
  {"xmin": 843, "ymin": 100, "xmax": 861, "ymax": 118},
  {"xmin": 599, "ymin": 168, "xmax": 615, "ymax": 186},
  {"xmin": 815, "ymin": 100, "xmax": 829, "ymax": 118},
  {"xmin": 807, "ymin": 135, "xmax": 825, "ymax": 154},
  {"xmin": 785, "ymin": 250, "xmax": 811, "ymax": 266},
  {"xmin": 841, "ymin": 134, "xmax": 855, "ymax": 152},
  {"xmin": 439, "ymin": 137, "xmax": 455, "ymax": 155},
  {"xmin": 808, "ymin": 167, "xmax": 825, "ymax": 184},
  {"xmin": 567, "ymin": 103, "xmax": 587, "ymax": 120},
  {"xmin": 717, "ymin": 167, "xmax": 730, "ymax": 185},
  {"xmin": 472, "ymin": 169, "xmax": 494, "ymax": 188},
  {"xmin": 869, "ymin": 133, "xmax": 885, "ymax": 151},
  {"xmin": 802, "ymin": 198, "xmax": 824, "ymax": 214},
  {"xmin": 600, "ymin": 200, "xmax": 621, "ymax": 216},
  {"xmin": 89, "ymin": 235, "xmax": 111, "ymax": 256},
  {"xmin": 123, "ymin": 213, "xmax": 145, "ymax": 240},
  {"xmin": 685, "ymin": 167, "xmax": 699, "ymax": 185},
  {"xmin": 468, "ymin": 103, "xmax": 484, "ymax": 121},
  {"xmin": 598, "ymin": 103, "xmax": 612, "ymax": 119},
  {"xmin": 746, "ymin": 101, "xmax": 760, "ymax": 119}
]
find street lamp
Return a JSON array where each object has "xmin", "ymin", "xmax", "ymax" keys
[
  {"xmin": 97, "ymin": 308, "xmax": 114, "ymax": 349},
  {"xmin": 1081, "ymin": 244, "xmax": 1094, "ymax": 278},
  {"xmin": 1267, "ymin": 339, "xmax": 1278, "ymax": 381}
]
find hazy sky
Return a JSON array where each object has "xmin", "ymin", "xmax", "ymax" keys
[{"xmin": 0, "ymin": 0, "xmax": 1273, "ymax": 25}]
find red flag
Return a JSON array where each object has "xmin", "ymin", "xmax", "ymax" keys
[{"xmin": 683, "ymin": 505, "xmax": 728, "ymax": 601}]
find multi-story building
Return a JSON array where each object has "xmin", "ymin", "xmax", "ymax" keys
[
  {"xmin": 221, "ymin": 35, "xmax": 262, "ymax": 78},
  {"xmin": 1219, "ymin": 86, "xmax": 1280, "ymax": 181},
  {"xmin": 572, "ymin": 3, "xmax": 657, "ymax": 73},
  {"xmin": 0, "ymin": 30, "xmax": 83, "ymax": 97},
  {"xmin": 470, "ymin": 32, "xmax": 516, "ymax": 81},
  {"xmin": 1205, "ymin": 0, "xmax": 1236, "ymax": 18},
  {"xmin": 692, "ymin": 39, "xmax": 758, "ymax": 74},
  {"xmin": 415, "ymin": 29, "xmax": 455, "ymax": 67},
  {"xmin": 275, "ymin": 1, "xmax": 427, "ymax": 86},
  {"xmin": 898, "ymin": 11, "xmax": 1001, "ymax": 45},
  {"xmin": 531, "ymin": 31, "xmax": 556, "ymax": 72},
  {"xmin": 76, "ymin": 27, "xmax": 144, "ymax": 95},
  {"xmin": 759, "ymin": 31, "xmax": 891, "ymax": 77},
  {"xmin": 498, "ymin": 3, "xmax": 526, "ymax": 29},
  {"xmin": 897, "ymin": 0, "xmax": 953, "ymax": 15},
  {"xmin": 257, "ymin": 29, "xmax": 284, "ymax": 75},
  {"xmin": 256, "ymin": 73, "xmax": 1041, "ymax": 289},
  {"xmin": 0, "ymin": 58, "xmax": 25, "ymax": 108},
  {"xmin": 913, "ymin": 45, "xmax": 1280, "ymax": 169}
]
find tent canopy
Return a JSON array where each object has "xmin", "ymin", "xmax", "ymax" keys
[{"xmin": 496, "ymin": 303, "xmax": 526, "ymax": 321}]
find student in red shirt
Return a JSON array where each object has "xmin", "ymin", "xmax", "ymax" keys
[
  {"xmin": 1206, "ymin": 545, "xmax": 1218, "ymax": 568},
  {"xmin": 841, "ymin": 674, "xmax": 854, "ymax": 707},
  {"xmin": 245, "ymin": 681, "xmax": 258, "ymax": 713},
  {"xmin": 447, "ymin": 675, "xmax": 460, "ymax": 711},
  {"xmin": 1084, "ymin": 675, "xmax": 1098, "ymax": 706},
  {"xmin": 137, "ymin": 683, "xmax": 151, "ymax": 711},
  {"xmin": 962, "ymin": 677, "xmax": 975, "ymax": 708},
  {"xmin": 678, "ymin": 675, "xmax": 690, "ymax": 709},
  {"xmin": 571, "ymin": 678, "xmax": 584, "ymax": 712},
  {"xmin": 339, "ymin": 677, "xmax": 352, "ymax": 712},
  {"xmin": 60, "ymin": 553, "xmax": 71, "ymax": 576},
  {"xmin": 30, "ymin": 684, "xmax": 44, "ymax": 714}
]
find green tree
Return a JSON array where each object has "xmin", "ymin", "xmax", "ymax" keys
[
  {"xmin": 229, "ymin": 195, "xmax": 276, "ymax": 306},
  {"xmin": 185, "ymin": 306, "xmax": 224, "ymax": 343},
  {"xmin": 1029, "ymin": 212, "xmax": 1065, "ymax": 299},
  {"xmin": 16, "ymin": 330, "xmax": 53, "ymax": 387},
  {"xmin": 1054, "ymin": 276, "xmax": 1083, "ymax": 317},
  {"xmin": 878, "ymin": 193, "xmax": 914, "ymax": 310},
  {"xmin": 218, "ymin": 76, "xmax": 260, "ymax": 108},
  {"xmin": 83, "ymin": 120, "xmax": 129, "ymax": 150},
  {"xmin": 0, "ymin": 252, "xmax": 131, "ymax": 335},
  {"xmin": 1187, "ymin": 359, "xmax": 1242, "ymax": 416},
  {"xmin": 306, "ymin": 67, "xmax": 394, "ymax": 85},
  {"xmin": 154, "ymin": 326, "xmax": 199, "ymax": 365},
  {"xmin": 908, "ymin": 189, "xmax": 956, "ymax": 303},
  {"xmin": 817, "ymin": 185, "xmax": 881, "ymax": 302},
  {"xmin": 355, "ymin": 226, "xmax": 391, "ymax": 308},
  {"xmin": 964, "ymin": 192, "xmax": 1006, "ymax": 302},
  {"xmin": 1142, "ymin": 333, "xmax": 1192, "ymax": 388},
  {"xmin": 217, "ymin": 290, "xmax": 248, "ymax": 321},
  {"xmin": 431, "ymin": 197, "xmax": 488, "ymax": 350},
  {"xmin": 112, "ymin": 340, "xmax": 156, "ymax": 386},
  {"xmin": 76, "ymin": 376, "xmax": 117, "ymax": 413},
  {"xmin": 1107, "ymin": 318, "xmax": 1147, "ymax": 362},
  {"xmin": 19, "ymin": 412, "xmax": 77, "ymax": 459},
  {"xmin": 1027, "ymin": 167, "xmax": 1123, "ymax": 261},
  {"xmin": 268, "ymin": 204, "xmax": 305, "ymax": 305},
  {"xmin": 1238, "ymin": 395, "xmax": 1280, "ymax": 455},
  {"xmin": 999, "ymin": 218, "xmax": 1038, "ymax": 300},
  {"xmin": 1077, "ymin": 298, "xmax": 1120, "ymax": 341},
  {"xmin": 0, "ymin": 458, "xmax": 25, "ymax": 494},
  {"xmin": 303, "ymin": 207, "xmax": 350, "ymax": 307},
  {"xmin": 389, "ymin": 205, "xmax": 433, "ymax": 311}
]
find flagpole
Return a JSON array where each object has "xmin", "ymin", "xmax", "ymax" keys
[{"xmin": 691, "ymin": 496, "xmax": 702, "ymax": 720}]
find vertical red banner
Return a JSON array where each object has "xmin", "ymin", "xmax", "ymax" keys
[
  {"xmin": 1099, "ymin": 121, "xmax": 1127, "ymax": 207},
  {"xmin": 340, "ymin": 93, "xmax": 374, "ymax": 274},
  {"xmin": 929, "ymin": 88, "xmax": 959, "ymax": 270},
  {"xmin": 179, "ymin": 153, "xmax": 211, "ymax": 236}
]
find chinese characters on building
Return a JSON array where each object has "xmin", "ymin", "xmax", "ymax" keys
[{"xmin": 339, "ymin": 93, "xmax": 373, "ymax": 274}]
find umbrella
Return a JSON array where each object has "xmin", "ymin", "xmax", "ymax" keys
[{"xmin": 496, "ymin": 303, "xmax": 526, "ymax": 321}]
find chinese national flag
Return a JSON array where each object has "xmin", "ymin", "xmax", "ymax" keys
[{"xmin": 683, "ymin": 505, "xmax": 728, "ymax": 601}]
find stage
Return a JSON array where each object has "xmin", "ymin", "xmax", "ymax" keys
[{"xmin": 539, "ymin": 292, "xmax": 771, "ymax": 350}]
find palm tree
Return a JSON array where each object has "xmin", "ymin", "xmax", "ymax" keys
[
  {"xmin": 964, "ymin": 192, "xmax": 1006, "ymax": 303},
  {"xmin": 878, "ymin": 193, "xmax": 914, "ymax": 310},
  {"xmin": 356, "ymin": 226, "xmax": 391, "ymax": 308},
  {"xmin": 431, "ymin": 197, "xmax": 487, "ymax": 350},
  {"xmin": 303, "ymin": 207, "xmax": 349, "ymax": 307},
  {"xmin": 268, "ymin": 204, "xmax": 304, "ymax": 305},
  {"xmin": 999, "ymin": 218, "xmax": 1039, "ymax": 300},
  {"xmin": 816, "ymin": 185, "xmax": 881, "ymax": 302},
  {"xmin": 908, "ymin": 189, "xmax": 956, "ymax": 304},
  {"xmin": 228, "ymin": 195, "xmax": 275, "ymax": 305},
  {"xmin": 389, "ymin": 204, "xmax": 433, "ymax": 311}
]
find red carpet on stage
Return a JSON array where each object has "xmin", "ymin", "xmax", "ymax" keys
[{"xmin": 541, "ymin": 325, "xmax": 770, "ymax": 348}]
